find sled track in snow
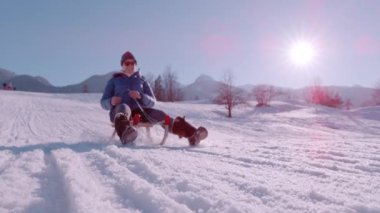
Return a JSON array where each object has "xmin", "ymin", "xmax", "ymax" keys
[
  {"xmin": 24, "ymin": 153, "xmax": 71, "ymax": 213},
  {"xmin": 101, "ymin": 147, "xmax": 223, "ymax": 212},
  {"xmin": 87, "ymin": 150, "xmax": 192, "ymax": 212}
]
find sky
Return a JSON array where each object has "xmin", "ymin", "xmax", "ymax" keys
[{"xmin": 1, "ymin": 0, "xmax": 380, "ymax": 88}]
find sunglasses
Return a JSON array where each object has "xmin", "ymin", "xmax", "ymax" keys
[{"xmin": 124, "ymin": 61, "xmax": 135, "ymax": 66}]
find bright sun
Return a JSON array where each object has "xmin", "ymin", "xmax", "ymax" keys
[{"xmin": 288, "ymin": 41, "xmax": 316, "ymax": 67}]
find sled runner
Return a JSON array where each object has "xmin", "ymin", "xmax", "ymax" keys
[{"xmin": 111, "ymin": 113, "xmax": 171, "ymax": 145}]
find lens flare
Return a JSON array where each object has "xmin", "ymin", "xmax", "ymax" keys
[{"xmin": 288, "ymin": 41, "xmax": 316, "ymax": 67}]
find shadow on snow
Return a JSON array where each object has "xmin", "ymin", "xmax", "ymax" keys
[
  {"xmin": 0, "ymin": 141, "xmax": 203, "ymax": 155},
  {"xmin": 0, "ymin": 142, "xmax": 110, "ymax": 155}
]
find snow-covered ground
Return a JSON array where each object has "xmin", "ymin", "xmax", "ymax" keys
[{"xmin": 0, "ymin": 91, "xmax": 379, "ymax": 213}]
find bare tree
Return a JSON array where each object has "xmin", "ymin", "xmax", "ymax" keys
[
  {"xmin": 252, "ymin": 85, "xmax": 278, "ymax": 107},
  {"xmin": 153, "ymin": 75, "xmax": 165, "ymax": 101},
  {"xmin": 175, "ymin": 87, "xmax": 184, "ymax": 101},
  {"xmin": 343, "ymin": 98, "xmax": 353, "ymax": 110},
  {"xmin": 372, "ymin": 81, "xmax": 380, "ymax": 105},
  {"xmin": 144, "ymin": 72, "xmax": 155, "ymax": 89},
  {"xmin": 305, "ymin": 81, "xmax": 343, "ymax": 108},
  {"xmin": 162, "ymin": 66, "xmax": 182, "ymax": 102},
  {"xmin": 214, "ymin": 70, "xmax": 245, "ymax": 118},
  {"xmin": 305, "ymin": 81, "xmax": 326, "ymax": 104}
]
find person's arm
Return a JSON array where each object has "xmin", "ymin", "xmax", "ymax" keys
[
  {"xmin": 100, "ymin": 79, "xmax": 114, "ymax": 110},
  {"xmin": 139, "ymin": 80, "xmax": 156, "ymax": 108}
]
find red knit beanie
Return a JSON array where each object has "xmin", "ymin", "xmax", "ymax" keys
[{"xmin": 120, "ymin": 51, "xmax": 137, "ymax": 66}]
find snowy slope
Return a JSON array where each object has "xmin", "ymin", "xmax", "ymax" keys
[{"xmin": 0, "ymin": 91, "xmax": 380, "ymax": 213}]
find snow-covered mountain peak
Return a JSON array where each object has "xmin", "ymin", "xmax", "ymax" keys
[{"xmin": 194, "ymin": 74, "xmax": 215, "ymax": 83}]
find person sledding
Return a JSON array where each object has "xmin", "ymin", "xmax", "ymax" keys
[{"xmin": 100, "ymin": 51, "xmax": 208, "ymax": 145}]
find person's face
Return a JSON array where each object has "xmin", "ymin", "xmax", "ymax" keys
[{"xmin": 122, "ymin": 59, "xmax": 136, "ymax": 73}]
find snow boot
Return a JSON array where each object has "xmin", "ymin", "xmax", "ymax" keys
[
  {"xmin": 114, "ymin": 112, "xmax": 138, "ymax": 145},
  {"xmin": 188, "ymin": 127, "xmax": 208, "ymax": 146},
  {"xmin": 171, "ymin": 117, "xmax": 208, "ymax": 146}
]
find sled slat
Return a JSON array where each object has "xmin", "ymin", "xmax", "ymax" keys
[
  {"xmin": 111, "ymin": 122, "xmax": 168, "ymax": 145},
  {"xmin": 160, "ymin": 125, "xmax": 169, "ymax": 145}
]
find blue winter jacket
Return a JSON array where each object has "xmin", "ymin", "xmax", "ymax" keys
[{"xmin": 100, "ymin": 71, "xmax": 156, "ymax": 111}]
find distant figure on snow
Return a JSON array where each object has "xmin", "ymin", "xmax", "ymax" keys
[
  {"xmin": 2, "ymin": 82, "xmax": 14, "ymax": 91},
  {"xmin": 100, "ymin": 51, "xmax": 207, "ymax": 145},
  {"xmin": 7, "ymin": 82, "xmax": 13, "ymax": 90}
]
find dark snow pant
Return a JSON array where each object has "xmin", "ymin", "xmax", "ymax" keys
[{"xmin": 110, "ymin": 104, "xmax": 167, "ymax": 124}]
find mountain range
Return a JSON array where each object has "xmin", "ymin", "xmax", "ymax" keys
[
  {"xmin": 0, "ymin": 68, "xmax": 113, "ymax": 93},
  {"xmin": 0, "ymin": 67, "xmax": 376, "ymax": 107}
]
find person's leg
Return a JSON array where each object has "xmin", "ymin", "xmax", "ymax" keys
[
  {"xmin": 170, "ymin": 116, "xmax": 208, "ymax": 145},
  {"xmin": 131, "ymin": 108, "xmax": 166, "ymax": 124},
  {"xmin": 110, "ymin": 104, "xmax": 132, "ymax": 123},
  {"xmin": 132, "ymin": 108, "xmax": 207, "ymax": 145},
  {"xmin": 111, "ymin": 104, "xmax": 137, "ymax": 144}
]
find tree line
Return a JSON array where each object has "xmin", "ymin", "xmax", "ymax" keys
[
  {"xmin": 214, "ymin": 71, "xmax": 380, "ymax": 118},
  {"xmin": 145, "ymin": 66, "xmax": 183, "ymax": 102},
  {"xmin": 143, "ymin": 67, "xmax": 380, "ymax": 118}
]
